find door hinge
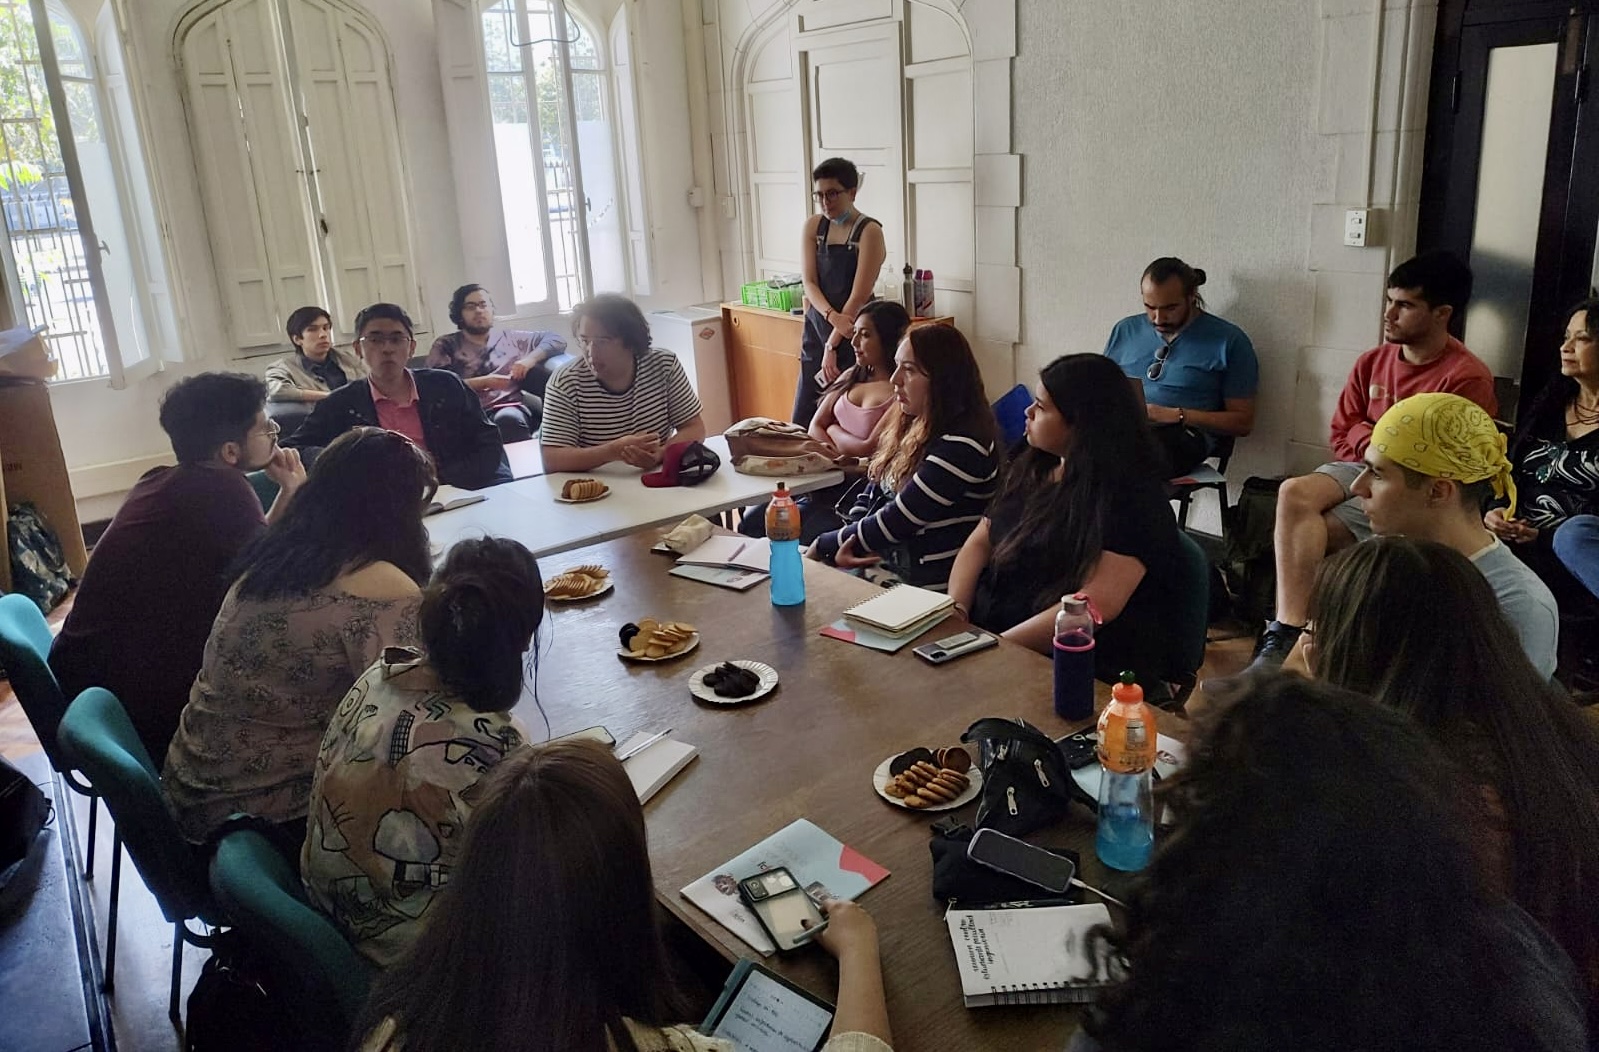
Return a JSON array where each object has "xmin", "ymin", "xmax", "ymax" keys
[
  {"xmin": 1577, "ymin": 65, "xmax": 1590, "ymax": 106},
  {"xmin": 1450, "ymin": 71, "xmax": 1463, "ymax": 114}
]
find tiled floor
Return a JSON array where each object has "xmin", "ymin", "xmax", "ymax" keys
[{"xmin": 0, "ymin": 597, "xmax": 1253, "ymax": 1052}]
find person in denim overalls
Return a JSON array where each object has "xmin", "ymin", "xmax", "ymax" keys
[{"xmin": 795, "ymin": 157, "xmax": 887, "ymax": 426}]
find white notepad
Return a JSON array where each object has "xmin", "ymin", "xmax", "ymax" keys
[
  {"xmin": 618, "ymin": 732, "xmax": 698, "ymax": 804},
  {"xmin": 843, "ymin": 583, "xmax": 955, "ymax": 636},
  {"xmin": 945, "ymin": 902, "xmax": 1120, "ymax": 1008},
  {"xmin": 676, "ymin": 535, "xmax": 771, "ymax": 573}
]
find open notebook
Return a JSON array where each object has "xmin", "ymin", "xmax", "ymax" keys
[
  {"xmin": 618, "ymin": 731, "xmax": 698, "ymax": 804},
  {"xmin": 843, "ymin": 583, "xmax": 955, "ymax": 637},
  {"xmin": 946, "ymin": 902, "xmax": 1121, "ymax": 1007}
]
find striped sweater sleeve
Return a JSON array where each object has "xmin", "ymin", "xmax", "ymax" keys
[{"xmin": 846, "ymin": 434, "xmax": 997, "ymax": 555}]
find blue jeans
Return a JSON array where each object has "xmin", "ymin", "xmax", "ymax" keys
[{"xmin": 1553, "ymin": 515, "xmax": 1599, "ymax": 600}]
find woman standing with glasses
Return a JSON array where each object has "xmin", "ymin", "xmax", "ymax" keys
[{"xmin": 794, "ymin": 157, "xmax": 888, "ymax": 426}]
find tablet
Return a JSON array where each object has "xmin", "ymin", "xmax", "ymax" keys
[{"xmin": 700, "ymin": 959, "xmax": 835, "ymax": 1052}]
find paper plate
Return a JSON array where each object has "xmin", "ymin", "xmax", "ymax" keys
[
  {"xmin": 554, "ymin": 485, "xmax": 611, "ymax": 505},
  {"xmin": 543, "ymin": 578, "xmax": 614, "ymax": 603},
  {"xmin": 616, "ymin": 632, "xmax": 701, "ymax": 663},
  {"xmin": 689, "ymin": 660, "xmax": 778, "ymax": 705},
  {"xmin": 872, "ymin": 755, "xmax": 982, "ymax": 812}
]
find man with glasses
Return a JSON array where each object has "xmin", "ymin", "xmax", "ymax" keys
[
  {"xmin": 286, "ymin": 303, "xmax": 511, "ymax": 488},
  {"xmin": 1104, "ymin": 257, "xmax": 1259, "ymax": 476},
  {"xmin": 51, "ymin": 373, "xmax": 306, "ymax": 760},
  {"xmin": 1241, "ymin": 252, "xmax": 1498, "ymax": 673},
  {"xmin": 426, "ymin": 284, "xmax": 567, "ymax": 443}
]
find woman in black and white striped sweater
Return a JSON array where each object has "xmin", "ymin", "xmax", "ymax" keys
[{"xmin": 807, "ymin": 324, "xmax": 999, "ymax": 592}]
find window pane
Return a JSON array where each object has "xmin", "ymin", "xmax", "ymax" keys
[
  {"xmin": 482, "ymin": 3, "xmax": 548, "ymax": 306},
  {"xmin": 567, "ymin": 13, "xmax": 599, "ymax": 70},
  {"xmin": 575, "ymin": 70, "xmax": 624, "ymax": 295},
  {"xmin": 481, "ymin": 2, "xmax": 521, "ymax": 75}
]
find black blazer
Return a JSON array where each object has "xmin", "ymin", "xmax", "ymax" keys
[{"xmin": 285, "ymin": 369, "xmax": 511, "ymax": 489}]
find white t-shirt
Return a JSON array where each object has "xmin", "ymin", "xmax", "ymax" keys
[
  {"xmin": 539, "ymin": 349, "xmax": 702, "ymax": 449},
  {"xmin": 1470, "ymin": 538, "xmax": 1560, "ymax": 679}
]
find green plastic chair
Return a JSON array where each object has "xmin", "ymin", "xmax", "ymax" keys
[
  {"xmin": 209, "ymin": 829, "xmax": 375, "ymax": 1037},
  {"xmin": 57, "ymin": 687, "xmax": 224, "ymax": 1022},
  {"xmin": 0, "ymin": 594, "xmax": 111, "ymax": 888},
  {"xmin": 245, "ymin": 469, "xmax": 279, "ymax": 512},
  {"xmin": 1163, "ymin": 531, "xmax": 1213, "ymax": 711}
]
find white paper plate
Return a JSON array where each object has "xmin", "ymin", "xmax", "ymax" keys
[
  {"xmin": 543, "ymin": 578, "xmax": 614, "ymax": 603},
  {"xmin": 616, "ymin": 632, "xmax": 701, "ymax": 662},
  {"xmin": 554, "ymin": 485, "xmax": 611, "ymax": 504},
  {"xmin": 871, "ymin": 755, "xmax": 982, "ymax": 812},
  {"xmin": 688, "ymin": 660, "xmax": 778, "ymax": 705}
]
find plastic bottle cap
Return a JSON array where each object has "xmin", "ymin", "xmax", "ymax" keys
[{"xmin": 1111, "ymin": 672, "xmax": 1143, "ymax": 704}]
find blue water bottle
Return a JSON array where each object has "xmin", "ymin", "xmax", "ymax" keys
[
  {"xmin": 765, "ymin": 482, "xmax": 806, "ymax": 606},
  {"xmin": 1095, "ymin": 672, "xmax": 1157, "ymax": 872},
  {"xmin": 1052, "ymin": 593, "xmax": 1096, "ymax": 720}
]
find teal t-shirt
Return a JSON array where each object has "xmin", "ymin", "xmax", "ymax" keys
[{"xmin": 1104, "ymin": 311, "xmax": 1259, "ymax": 412}]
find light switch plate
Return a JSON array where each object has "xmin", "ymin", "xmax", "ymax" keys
[{"xmin": 1343, "ymin": 209, "xmax": 1369, "ymax": 247}]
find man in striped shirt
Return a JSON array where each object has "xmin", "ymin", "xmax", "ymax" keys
[{"xmin": 539, "ymin": 294, "xmax": 707, "ymax": 473}]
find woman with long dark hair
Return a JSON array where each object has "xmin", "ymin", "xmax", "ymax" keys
[
  {"xmin": 303, "ymin": 537, "xmax": 544, "ymax": 965},
  {"xmin": 1486, "ymin": 297, "xmax": 1599, "ymax": 601},
  {"xmin": 1075, "ymin": 674, "xmax": 1587, "ymax": 1052},
  {"xmin": 807, "ymin": 300, "xmax": 909, "ymax": 458},
  {"xmin": 809, "ymin": 324, "xmax": 999, "ymax": 590},
  {"xmin": 354, "ymin": 740, "xmax": 894, "ymax": 1052},
  {"xmin": 947, "ymin": 354, "xmax": 1181, "ymax": 693},
  {"xmin": 1307, "ymin": 536, "xmax": 1599, "ymax": 1012},
  {"xmin": 164, "ymin": 427, "xmax": 436, "ymax": 850}
]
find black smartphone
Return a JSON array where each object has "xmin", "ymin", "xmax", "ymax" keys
[
  {"xmin": 966, "ymin": 828, "xmax": 1077, "ymax": 894},
  {"xmin": 1057, "ymin": 731, "xmax": 1099, "ymax": 769},
  {"xmin": 737, "ymin": 867, "xmax": 826, "ymax": 952}
]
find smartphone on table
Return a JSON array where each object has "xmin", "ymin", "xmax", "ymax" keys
[
  {"xmin": 737, "ymin": 867, "xmax": 827, "ymax": 952},
  {"xmin": 967, "ymin": 828, "xmax": 1077, "ymax": 894},
  {"xmin": 913, "ymin": 629, "xmax": 999, "ymax": 665}
]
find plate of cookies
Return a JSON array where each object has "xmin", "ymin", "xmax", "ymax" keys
[
  {"xmin": 555, "ymin": 478, "xmax": 610, "ymax": 504},
  {"xmin": 689, "ymin": 660, "xmax": 778, "ymax": 705},
  {"xmin": 543, "ymin": 564, "xmax": 612, "ymax": 602},
  {"xmin": 872, "ymin": 746, "xmax": 980, "ymax": 812},
  {"xmin": 617, "ymin": 617, "xmax": 700, "ymax": 662}
]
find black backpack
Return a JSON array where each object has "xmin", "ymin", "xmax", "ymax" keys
[
  {"xmin": 1219, "ymin": 477, "xmax": 1284, "ymax": 626},
  {"xmin": 186, "ymin": 929, "xmax": 345, "ymax": 1052},
  {"xmin": 961, "ymin": 717, "xmax": 1076, "ymax": 836},
  {"xmin": 0, "ymin": 755, "xmax": 51, "ymax": 890}
]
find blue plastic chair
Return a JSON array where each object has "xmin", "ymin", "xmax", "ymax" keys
[
  {"xmin": 210, "ymin": 829, "xmax": 375, "ymax": 1038},
  {"xmin": 991, "ymin": 384, "xmax": 1031, "ymax": 449},
  {"xmin": 0, "ymin": 594, "xmax": 106, "ymax": 882},
  {"xmin": 58, "ymin": 687, "xmax": 224, "ymax": 1021}
]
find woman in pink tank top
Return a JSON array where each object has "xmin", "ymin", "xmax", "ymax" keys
[{"xmin": 808, "ymin": 301, "xmax": 909, "ymax": 458}]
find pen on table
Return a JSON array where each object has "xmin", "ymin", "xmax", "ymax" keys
[{"xmin": 616, "ymin": 728, "xmax": 673, "ymax": 762}]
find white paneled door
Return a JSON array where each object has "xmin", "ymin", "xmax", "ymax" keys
[{"xmin": 797, "ymin": 22, "xmax": 906, "ymax": 283}]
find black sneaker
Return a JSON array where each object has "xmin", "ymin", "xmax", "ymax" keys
[{"xmin": 1247, "ymin": 620, "xmax": 1304, "ymax": 672}]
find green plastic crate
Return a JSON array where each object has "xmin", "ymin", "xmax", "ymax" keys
[{"xmin": 740, "ymin": 281, "xmax": 802, "ymax": 312}]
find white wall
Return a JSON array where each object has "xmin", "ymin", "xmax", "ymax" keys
[{"xmin": 47, "ymin": 0, "xmax": 701, "ymax": 513}]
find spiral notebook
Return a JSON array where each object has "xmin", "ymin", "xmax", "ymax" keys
[
  {"xmin": 843, "ymin": 584, "xmax": 955, "ymax": 637},
  {"xmin": 946, "ymin": 902, "xmax": 1120, "ymax": 1007}
]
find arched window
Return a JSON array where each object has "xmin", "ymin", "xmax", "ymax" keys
[
  {"xmin": 0, "ymin": 0, "xmax": 168, "ymax": 385},
  {"xmin": 479, "ymin": 0, "xmax": 634, "ymax": 313}
]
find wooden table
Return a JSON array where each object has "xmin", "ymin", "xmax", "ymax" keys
[
  {"xmin": 425, "ymin": 436, "xmax": 844, "ymax": 561},
  {"xmin": 524, "ymin": 531, "xmax": 1147, "ymax": 1051}
]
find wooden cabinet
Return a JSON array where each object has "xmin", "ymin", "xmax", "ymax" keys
[
  {"xmin": 720, "ymin": 303, "xmax": 958, "ymax": 424},
  {"xmin": 722, "ymin": 304, "xmax": 804, "ymax": 422}
]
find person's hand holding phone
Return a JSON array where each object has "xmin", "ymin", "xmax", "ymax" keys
[{"xmin": 803, "ymin": 898, "xmax": 877, "ymax": 960}]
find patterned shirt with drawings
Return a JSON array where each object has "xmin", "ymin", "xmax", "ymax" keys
[{"xmin": 301, "ymin": 647, "xmax": 525, "ymax": 966}]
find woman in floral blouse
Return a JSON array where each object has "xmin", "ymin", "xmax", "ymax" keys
[{"xmin": 163, "ymin": 428, "xmax": 436, "ymax": 852}]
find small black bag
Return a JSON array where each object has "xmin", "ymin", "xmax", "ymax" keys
[
  {"xmin": 5, "ymin": 502, "xmax": 72, "ymax": 614},
  {"xmin": 961, "ymin": 717, "xmax": 1076, "ymax": 836},
  {"xmin": 0, "ymin": 755, "xmax": 50, "ymax": 889},
  {"xmin": 186, "ymin": 928, "xmax": 343, "ymax": 1052}
]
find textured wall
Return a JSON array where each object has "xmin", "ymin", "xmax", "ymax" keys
[{"xmin": 1013, "ymin": 0, "xmax": 1320, "ymax": 484}]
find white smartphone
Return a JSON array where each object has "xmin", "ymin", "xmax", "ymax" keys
[{"xmin": 914, "ymin": 629, "xmax": 999, "ymax": 665}]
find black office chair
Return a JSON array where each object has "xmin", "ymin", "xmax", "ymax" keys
[{"xmin": 1170, "ymin": 434, "xmax": 1235, "ymax": 532}]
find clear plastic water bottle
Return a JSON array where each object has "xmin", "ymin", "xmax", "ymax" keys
[
  {"xmin": 1052, "ymin": 593, "xmax": 1096, "ymax": 721},
  {"xmin": 1095, "ymin": 671, "xmax": 1157, "ymax": 872},
  {"xmin": 765, "ymin": 482, "xmax": 806, "ymax": 606}
]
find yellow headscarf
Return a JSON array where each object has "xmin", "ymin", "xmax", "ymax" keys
[{"xmin": 1370, "ymin": 392, "xmax": 1516, "ymax": 516}]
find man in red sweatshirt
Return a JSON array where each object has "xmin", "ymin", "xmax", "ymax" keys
[{"xmin": 1244, "ymin": 252, "xmax": 1497, "ymax": 671}]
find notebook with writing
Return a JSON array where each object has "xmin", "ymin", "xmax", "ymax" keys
[
  {"xmin": 843, "ymin": 584, "xmax": 955, "ymax": 637},
  {"xmin": 677, "ymin": 536, "xmax": 771, "ymax": 573},
  {"xmin": 946, "ymin": 902, "xmax": 1121, "ymax": 1007}
]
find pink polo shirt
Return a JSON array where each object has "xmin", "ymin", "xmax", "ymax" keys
[{"xmin": 372, "ymin": 372, "xmax": 429, "ymax": 452}]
